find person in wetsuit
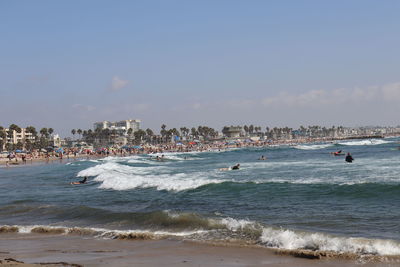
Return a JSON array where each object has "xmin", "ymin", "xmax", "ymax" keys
[
  {"xmin": 345, "ymin": 153, "xmax": 354, "ymax": 163},
  {"xmin": 71, "ymin": 176, "xmax": 87, "ymax": 185},
  {"xmin": 231, "ymin": 163, "xmax": 240, "ymax": 170}
]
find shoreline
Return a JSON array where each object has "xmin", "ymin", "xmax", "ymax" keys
[
  {"xmin": 0, "ymin": 233, "xmax": 396, "ymax": 267},
  {"xmin": 1, "ymin": 134, "xmax": 399, "ymax": 168},
  {"xmin": 0, "ymin": 154, "xmax": 104, "ymax": 167}
]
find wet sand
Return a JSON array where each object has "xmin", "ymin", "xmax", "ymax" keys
[{"xmin": 0, "ymin": 234, "xmax": 397, "ymax": 267}]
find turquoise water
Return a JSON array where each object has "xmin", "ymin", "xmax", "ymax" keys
[{"xmin": 1, "ymin": 138, "xmax": 400, "ymax": 255}]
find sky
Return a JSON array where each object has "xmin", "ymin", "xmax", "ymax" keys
[{"xmin": 1, "ymin": 0, "xmax": 400, "ymax": 136}]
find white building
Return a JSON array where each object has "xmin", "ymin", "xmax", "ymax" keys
[
  {"xmin": 222, "ymin": 126, "xmax": 243, "ymax": 138},
  {"xmin": 5, "ymin": 128, "xmax": 35, "ymax": 144},
  {"xmin": 93, "ymin": 119, "xmax": 141, "ymax": 134}
]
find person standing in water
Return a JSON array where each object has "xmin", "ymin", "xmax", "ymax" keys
[{"xmin": 345, "ymin": 153, "xmax": 354, "ymax": 163}]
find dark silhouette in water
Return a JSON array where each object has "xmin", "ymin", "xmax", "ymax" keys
[
  {"xmin": 345, "ymin": 153, "xmax": 354, "ymax": 163},
  {"xmin": 231, "ymin": 163, "xmax": 240, "ymax": 170},
  {"xmin": 219, "ymin": 163, "xmax": 240, "ymax": 171},
  {"xmin": 71, "ymin": 176, "xmax": 87, "ymax": 185}
]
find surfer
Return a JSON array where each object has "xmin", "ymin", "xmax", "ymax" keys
[
  {"xmin": 219, "ymin": 163, "xmax": 240, "ymax": 171},
  {"xmin": 345, "ymin": 153, "xmax": 354, "ymax": 163},
  {"xmin": 231, "ymin": 163, "xmax": 240, "ymax": 170},
  {"xmin": 331, "ymin": 150, "xmax": 343, "ymax": 156},
  {"xmin": 71, "ymin": 176, "xmax": 87, "ymax": 185},
  {"xmin": 258, "ymin": 155, "xmax": 266, "ymax": 160}
]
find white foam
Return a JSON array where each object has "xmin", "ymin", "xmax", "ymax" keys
[
  {"xmin": 218, "ymin": 217, "xmax": 258, "ymax": 231},
  {"xmin": 148, "ymin": 151, "xmax": 202, "ymax": 161},
  {"xmin": 77, "ymin": 162, "xmax": 226, "ymax": 191},
  {"xmin": 5, "ymin": 224, "xmax": 207, "ymax": 238},
  {"xmin": 260, "ymin": 227, "xmax": 400, "ymax": 255},
  {"xmin": 294, "ymin": 144, "xmax": 334, "ymax": 150},
  {"xmin": 339, "ymin": 139, "xmax": 392, "ymax": 146}
]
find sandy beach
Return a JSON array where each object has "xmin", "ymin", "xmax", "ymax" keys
[{"xmin": 0, "ymin": 233, "xmax": 397, "ymax": 267}]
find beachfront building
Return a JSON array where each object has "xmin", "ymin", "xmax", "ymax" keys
[
  {"xmin": 51, "ymin": 134, "xmax": 64, "ymax": 147},
  {"xmin": 222, "ymin": 126, "xmax": 243, "ymax": 138},
  {"xmin": 94, "ymin": 119, "xmax": 141, "ymax": 134},
  {"xmin": 5, "ymin": 128, "xmax": 35, "ymax": 145},
  {"xmin": 93, "ymin": 119, "xmax": 141, "ymax": 146}
]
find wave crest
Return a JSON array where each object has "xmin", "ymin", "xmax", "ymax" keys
[
  {"xmin": 294, "ymin": 144, "xmax": 334, "ymax": 150},
  {"xmin": 339, "ymin": 139, "xmax": 392, "ymax": 146},
  {"xmin": 260, "ymin": 227, "xmax": 400, "ymax": 256},
  {"xmin": 77, "ymin": 162, "xmax": 225, "ymax": 191}
]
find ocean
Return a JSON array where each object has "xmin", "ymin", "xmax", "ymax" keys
[{"xmin": 1, "ymin": 138, "xmax": 400, "ymax": 257}]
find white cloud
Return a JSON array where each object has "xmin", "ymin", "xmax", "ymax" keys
[
  {"xmin": 261, "ymin": 82, "xmax": 400, "ymax": 108},
  {"xmin": 381, "ymin": 82, "xmax": 400, "ymax": 102},
  {"xmin": 110, "ymin": 76, "xmax": 129, "ymax": 91}
]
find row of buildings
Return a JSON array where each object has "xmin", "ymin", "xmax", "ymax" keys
[
  {"xmin": 3, "ymin": 119, "xmax": 400, "ymax": 150},
  {"xmin": 1, "ymin": 128, "xmax": 63, "ymax": 150},
  {"xmin": 1, "ymin": 119, "xmax": 141, "ymax": 150}
]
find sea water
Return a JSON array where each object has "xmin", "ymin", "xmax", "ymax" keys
[{"xmin": 1, "ymin": 138, "xmax": 400, "ymax": 256}]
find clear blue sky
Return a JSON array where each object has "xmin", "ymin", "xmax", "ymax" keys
[{"xmin": 1, "ymin": 0, "xmax": 400, "ymax": 136}]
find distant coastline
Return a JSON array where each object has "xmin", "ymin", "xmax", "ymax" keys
[{"xmin": 1, "ymin": 134, "xmax": 398, "ymax": 167}]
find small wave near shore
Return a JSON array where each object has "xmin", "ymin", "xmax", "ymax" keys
[{"xmin": 2, "ymin": 212, "xmax": 400, "ymax": 260}]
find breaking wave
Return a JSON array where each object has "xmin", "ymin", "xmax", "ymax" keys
[
  {"xmin": 77, "ymin": 162, "xmax": 226, "ymax": 191},
  {"xmin": 294, "ymin": 144, "xmax": 334, "ymax": 150},
  {"xmin": 339, "ymin": 139, "xmax": 392, "ymax": 146},
  {"xmin": 2, "ymin": 213, "xmax": 400, "ymax": 257},
  {"xmin": 260, "ymin": 227, "xmax": 400, "ymax": 256}
]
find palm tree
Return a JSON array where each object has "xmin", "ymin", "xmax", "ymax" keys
[
  {"xmin": 39, "ymin": 128, "xmax": 49, "ymax": 149},
  {"xmin": 146, "ymin": 128, "xmax": 153, "ymax": 137},
  {"xmin": 83, "ymin": 130, "xmax": 88, "ymax": 139},
  {"xmin": 26, "ymin": 126, "xmax": 37, "ymax": 139},
  {"xmin": 191, "ymin": 127, "xmax": 197, "ymax": 139},
  {"xmin": 8, "ymin": 124, "xmax": 21, "ymax": 142},
  {"xmin": 249, "ymin": 125, "xmax": 254, "ymax": 135},
  {"xmin": 71, "ymin": 129, "xmax": 76, "ymax": 140},
  {"xmin": 25, "ymin": 126, "xmax": 40, "ymax": 150},
  {"xmin": 145, "ymin": 128, "xmax": 154, "ymax": 143},
  {"xmin": 48, "ymin": 128, "xmax": 54, "ymax": 136},
  {"xmin": 133, "ymin": 129, "xmax": 146, "ymax": 145},
  {"xmin": 243, "ymin": 125, "xmax": 249, "ymax": 136},
  {"xmin": 40, "ymin": 128, "xmax": 48, "ymax": 138},
  {"xmin": 101, "ymin": 128, "xmax": 111, "ymax": 145},
  {"xmin": 77, "ymin": 129, "xmax": 82, "ymax": 140},
  {"xmin": 127, "ymin": 128, "xmax": 133, "ymax": 144},
  {"xmin": 0, "ymin": 126, "xmax": 6, "ymax": 152},
  {"xmin": 160, "ymin": 124, "xmax": 167, "ymax": 142}
]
